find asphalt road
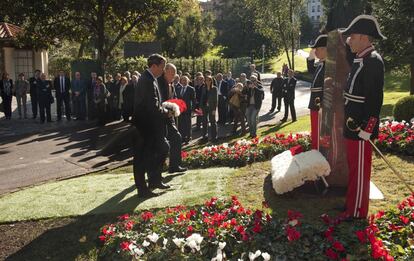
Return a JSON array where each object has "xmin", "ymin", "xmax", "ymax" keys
[{"xmin": 0, "ymin": 74, "xmax": 311, "ymax": 195}]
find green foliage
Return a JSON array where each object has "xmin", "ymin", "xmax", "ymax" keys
[
  {"xmin": 156, "ymin": 1, "xmax": 215, "ymax": 58},
  {"xmin": 0, "ymin": 0, "xmax": 177, "ymax": 65},
  {"xmin": 212, "ymin": 0, "xmax": 273, "ymax": 58},
  {"xmin": 393, "ymin": 95, "xmax": 414, "ymax": 122}
]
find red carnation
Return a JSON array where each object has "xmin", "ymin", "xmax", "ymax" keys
[
  {"xmin": 332, "ymin": 241, "xmax": 345, "ymax": 252},
  {"xmin": 208, "ymin": 227, "xmax": 216, "ymax": 238},
  {"xmin": 98, "ymin": 235, "xmax": 106, "ymax": 243},
  {"xmin": 325, "ymin": 248, "xmax": 339, "ymax": 260},
  {"xmin": 118, "ymin": 214, "xmax": 130, "ymax": 221},
  {"xmin": 355, "ymin": 230, "xmax": 366, "ymax": 243},
  {"xmin": 166, "ymin": 217, "xmax": 174, "ymax": 224},
  {"xmin": 124, "ymin": 220, "xmax": 134, "ymax": 230},
  {"xmin": 141, "ymin": 211, "xmax": 154, "ymax": 221},
  {"xmin": 399, "ymin": 215, "xmax": 409, "ymax": 224},
  {"xmin": 120, "ymin": 241, "xmax": 131, "ymax": 251},
  {"xmin": 286, "ymin": 227, "xmax": 301, "ymax": 241},
  {"xmin": 187, "ymin": 225, "xmax": 194, "ymax": 233}
]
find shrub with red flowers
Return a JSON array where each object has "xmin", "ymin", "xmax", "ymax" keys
[
  {"xmin": 356, "ymin": 193, "xmax": 414, "ymax": 260},
  {"xmin": 182, "ymin": 133, "xmax": 311, "ymax": 169},
  {"xmin": 376, "ymin": 121, "xmax": 414, "ymax": 155}
]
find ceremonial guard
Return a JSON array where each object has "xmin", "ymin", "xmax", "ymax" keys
[
  {"xmin": 340, "ymin": 15, "xmax": 385, "ymax": 219},
  {"xmin": 307, "ymin": 34, "xmax": 327, "ymax": 150}
]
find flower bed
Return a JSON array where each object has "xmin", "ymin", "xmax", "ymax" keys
[
  {"xmin": 356, "ymin": 193, "xmax": 414, "ymax": 260},
  {"xmin": 182, "ymin": 133, "xmax": 311, "ymax": 169},
  {"xmin": 376, "ymin": 121, "xmax": 414, "ymax": 155},
  {"xmin": 97, "ymin": 196, "xmax": 358, "ymax": 260}
]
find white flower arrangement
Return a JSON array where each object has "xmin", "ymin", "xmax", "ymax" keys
[
  {"xmin": 271, "ymin": 150, "xmax": 331, "ymax": 194},
  {"xmin": 147, "ymin": 232, "xmax": 159, "ymax": 243},
  {"xmin": 162, "ymin": 101, "xmax": 181, "ymax": 117}
]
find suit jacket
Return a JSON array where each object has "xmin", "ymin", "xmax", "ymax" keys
[
  {"xmin": 270, "ymin": 77, "xmax": 284, "ymax": 96},
  {"xmin": 176, "ymin": 85, "xmax": 196, "ymax": 114},
  {"xmin": 37, "ymin": 80, "xmax": 53, "ymax": 103},
  {"xmin": 29, "ymin": 77, "xmax": 39, "ymax": 96},
  {"xmin": 282, "ymin": 77, "xmax": 297, "ymax": 101},
  {"xmin": 216, "ymin": 80, "xmax": 229, "ymax": 98},
  {"xmin": 200, "ymin": 86, "xmax": 218, "ymax": 110},
  {"xmin": 71, "ymin": 79, "xmax": 86, "ymax": 96},
  {"xmin": 123, "ymin": 82, "xmax": 135, "ymax": 111},
  {"xmin": 133, "ymin": 70, "xmax": 166, "ymax": 137},
  {"xmin": 54, "ymin": 76, "xmax": 71, "ymax": 97}
]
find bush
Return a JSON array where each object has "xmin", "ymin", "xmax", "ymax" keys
[{"xmin": 393, "ymin": 95, "xmax": 414, "ymax": 122}]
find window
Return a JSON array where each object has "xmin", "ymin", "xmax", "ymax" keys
[
  {"xmin": 317, "ymin": 15, "xmax": 320, "ymax": 20},
  {"xmin": 14, "ymin": 49, "xmax": 33, "ymax": 80},
  {"xmin": 317, "ymin": 5, "xmax": 320, "ymax": 12},
  {"xmin": 311, "ymin": 16, "xmax": 315, "ymax": 21},
  {"xmin": 312, "ymin": 6, "xmax": 315, "ymax": 12}
]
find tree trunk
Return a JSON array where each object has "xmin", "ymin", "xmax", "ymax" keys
[
  {"xmin": 290, "ymin": 0, "xmax": 295, "ymax": 71},
  {"xmin": 411, "ymin": 62, "xmax": 414, "ymax": 95},
  {"xmin": 77, "ymin": 42, "xmax": 85, "ymax": 58},
  {"xmin": 96, "ymin": 0, "xmax": 106, "ymax": 74}
]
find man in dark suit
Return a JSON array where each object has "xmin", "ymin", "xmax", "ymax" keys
[
  {"xmin": 87, "ymin": 72, "xmax": 98, "ymax": 120},
  {"xmin": 216, "ymin": 73, "xmax": 229, "ymax": 124},
  {"xmin": 29, "ymin": 70, "xmax": 41, "ymax": 119},
  {"xmin": 280, "ymin": 69, "xmax": 297, "ymax": 122},
  {"xmin": 269, "ymin": 72, "xmax": 284, "ymax": 112},
  {"xmin": 132, "ymin": 54, "xmax": 170, "ymax": 198},
  {"xmin": 54, "ymin": 70, "xmax": 71, "ymax": 121},
  {"xmin": 158, "ymin": 63, "xmax": 187, "ymax": 173},
  {"xmin": 176, "ymin": 76, "xmax": 196, "ymax": 143}
]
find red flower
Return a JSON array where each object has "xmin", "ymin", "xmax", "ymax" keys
[
  {"xmin": 324, "ymin": 227, "xmax": 334, "ymax": 242},
  {"xmin": 166, "ymin": 217, "xmax": 174, "ymax": 224},
  {"xmin": 287, "ymin": 210, "xmax": 303, "ymax": 220},
  {"xmin": 375, "ymin": 210, "xmax": 385, "ymax": 219},
  {"xmin": 181, "ymin": 151, "xmax": 188, "ymax": 159},
  {"xmin": 320, "ymin": 214, "xmax": 331, "ymax": 224},
  {"xmin": 118, "ymin": 214, "xmax": 129, "ymax": 221},
  {"xmin": 208, "ymin": 227, "xmax": 216, "ymax": 238},
  {"xmin": 399, "ymin": 215, "xmax": 410, "ymax": 224},
  {"xmin": 124, "ymin": 220, "xmax": 134, "ymax": 230},
  {"xmin": 141, "ymin": 211, "xmax": 154, "ymax": 221},
  {"xmin": 187, "ymin": 225, "xmax": 194, "ymax": 233},
  {"xmin": 355, "ymin": 230, "xmax": 366, "ymax": 243},
  {"xmin": 230, "ymin": 218, "xmax": 237, "ymax": 226},
  {"xmin": 286, "ymin": 227, "xmax": 301, "ymax": 241},
  {"xmin": 252, "ymin": 223, "xmax": 262, "ymax": 233},
  {"xmin": 102, "ymin": 226, "xmax": 114, "ymax": 236},
  {"xmin": 120, "ymin": 241, "xmax": 131, "ymax": 251},
  {"xmin": 98, "ymin": 235, "xmax": 106, "ymax": 243},
  {"xmin": 325, "ymin": 248, "xmax": 339, "ymax": 260},
  {"xmin": 332, "ymin": 241, "xmax": 345, "ymax": 252}
]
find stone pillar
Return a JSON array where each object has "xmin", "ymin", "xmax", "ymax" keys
[
  {"xmin": 3, "ymin": 47, "xmax": 16, "ymax": 81},
  {"xmin": 319, "ymin": 30, "xmax": 350, "ymax": 187}
]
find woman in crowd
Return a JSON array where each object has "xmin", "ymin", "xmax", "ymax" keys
[
  {"xmin": 0, "ymin": 72, "xmax": 14, "ymax": 120},
  {"xmin": 200, "ymin": 76, "xmax": 218, "ymax": 141},
  {"xmin": 94, "ymin": 76, "xmax": 110, "ymax": 126},
  {"xmin": 14, "ymin": 73, "xmax": 29, "ymax": 119},
  {"xmin": 228, "ymin": 82, "xmax": 246, "ymax": 135},
  {"xmin": 118, "ymin": 76, "xmax": 129, "ymax": 122}
]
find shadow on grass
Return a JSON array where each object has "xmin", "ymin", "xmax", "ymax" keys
[
  {"xmin": 6, "ymin": 185, "xmax": 153, "ymax": 261},
  {"xmin": 260, "ymin": 121, "xmax": 293, "ymax": 136}
]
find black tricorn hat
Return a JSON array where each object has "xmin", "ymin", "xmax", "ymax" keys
[
  {"xmin": 339, "ymin": 15, "xmax": 386, "ymax": 40},
  {"xmin": 309, "ymin": 34, "xmax": 327, "ymax": 48}
]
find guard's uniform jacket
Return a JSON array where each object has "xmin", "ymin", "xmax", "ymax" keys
[
  {"xmin": 343, "ymin": 45, "xmax": 384, "ymax": 140},
  {"xmin": 307, "ymin": 59, "xmax": 325, "ymax": 110}
]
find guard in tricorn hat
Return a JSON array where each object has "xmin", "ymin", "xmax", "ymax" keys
[
  {"xmin": 339, "ymin": 14, "xmax": 385, "ymax": 219},
  {"xmin": 307, "ymin": 34, "xmax": 327, "ymax": 150}
]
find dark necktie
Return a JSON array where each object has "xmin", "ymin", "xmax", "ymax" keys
[{"xmin": 61, "ymin": 77, "xmax": 64, "ymax": 93}]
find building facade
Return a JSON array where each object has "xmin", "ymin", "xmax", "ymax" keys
[
  {"xmin": 306, "ymin": 0, "xmax": 324, "ymax": 28},
  {"xmin": 0, "ymin": 22, "xmax": 48, "ymax": 81}
]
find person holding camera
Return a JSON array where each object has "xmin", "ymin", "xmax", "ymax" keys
[{"xmin": 245, "ymin": 75, "xmax": 264, "ymax": 138}]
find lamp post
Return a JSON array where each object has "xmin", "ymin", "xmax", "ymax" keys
[{"xmin": 261, "ymin": 44, "xmax": 265, "ymax": 73}]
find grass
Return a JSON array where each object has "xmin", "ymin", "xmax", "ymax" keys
[
  {"xmin": 0, "ymin": 168, "xmax": 234, "ymax": 223},
  {"xmin": 270, "ymin": 51, "xmax": 308, "ymax": 74},
  {"xmin": 203, "ymin": 46, "xmax": 225, "ymax": 60}
]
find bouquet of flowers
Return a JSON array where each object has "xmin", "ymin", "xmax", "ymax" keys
[{"xmin": 162, "ymin": 99, "xmax": 187, "ymax": 117}]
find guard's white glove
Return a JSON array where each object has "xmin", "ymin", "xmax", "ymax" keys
[{"xmin": 358, "ymin": 130, "xmax": 372, "ymax": 141}]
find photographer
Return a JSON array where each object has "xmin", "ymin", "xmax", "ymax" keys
[{"xmin": 245, "ymin": 75, "xmax": 264, "ymax": 138}]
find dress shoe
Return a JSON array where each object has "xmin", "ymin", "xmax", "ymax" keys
[
  {"xmin": 149, "ymin": 182, "xmax": 171, "ymax": 190},
  {"xmin": 137, "ymin": 189, "xmax": 158, "ymax": 198},
  {"xmin": 292, "ymin": 119, "xmax": 297, "ymax": 122},
  {"xmin": 269, "ymin": 109, "xmax": 274, "ymax": 113},
  {"xmin": 280, "ymin": 118, "xmax": 287, "ymax": 123},
  {"xmin": 169, "ymin": 166, "xmax": 187, "ymax": 173}
]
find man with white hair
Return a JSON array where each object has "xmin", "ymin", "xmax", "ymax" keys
[{"xmin": 158, "ymin": 63, "xmax": 187, "ymax": 173}]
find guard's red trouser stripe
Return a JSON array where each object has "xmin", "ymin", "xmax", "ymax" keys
[
  {"xmin": 310, "ymin": 110, "xmax": 319, "ymax": 150},
  {"xmin": 345, "ymin": 139, "xmax": 373, "ymax": 218}
]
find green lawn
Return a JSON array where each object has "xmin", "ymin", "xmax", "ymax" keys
[
  {"xmin": 0, "ymin": 168, "xmax": 234, "ymax": 223},
  {"xmin": 270, "ymin": 51, "xmax": 308, "ymax": 74}
]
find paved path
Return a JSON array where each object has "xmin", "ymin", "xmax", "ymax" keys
[{"xmin": 0, "ymin": 75, "xmax": 311, "ymax": 195}]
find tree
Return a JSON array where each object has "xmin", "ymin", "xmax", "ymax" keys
[
  {"xmin": 248, "ymin": 0, "xmax": 303, "ymax": 70},
  {"xmin": 373, "ymin": 0, "xmax": 414, "ymax": 94},
  {"xmin": 212, "ymin": 0, "xmax": 273, "ymax": 58},
  {"xmin": 0, "ymin": 0, "xmax": 177, "ymax": 70},
  {"xmin": 156, "ymin": 0, "xmax": 215, "ymax": 57}
]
